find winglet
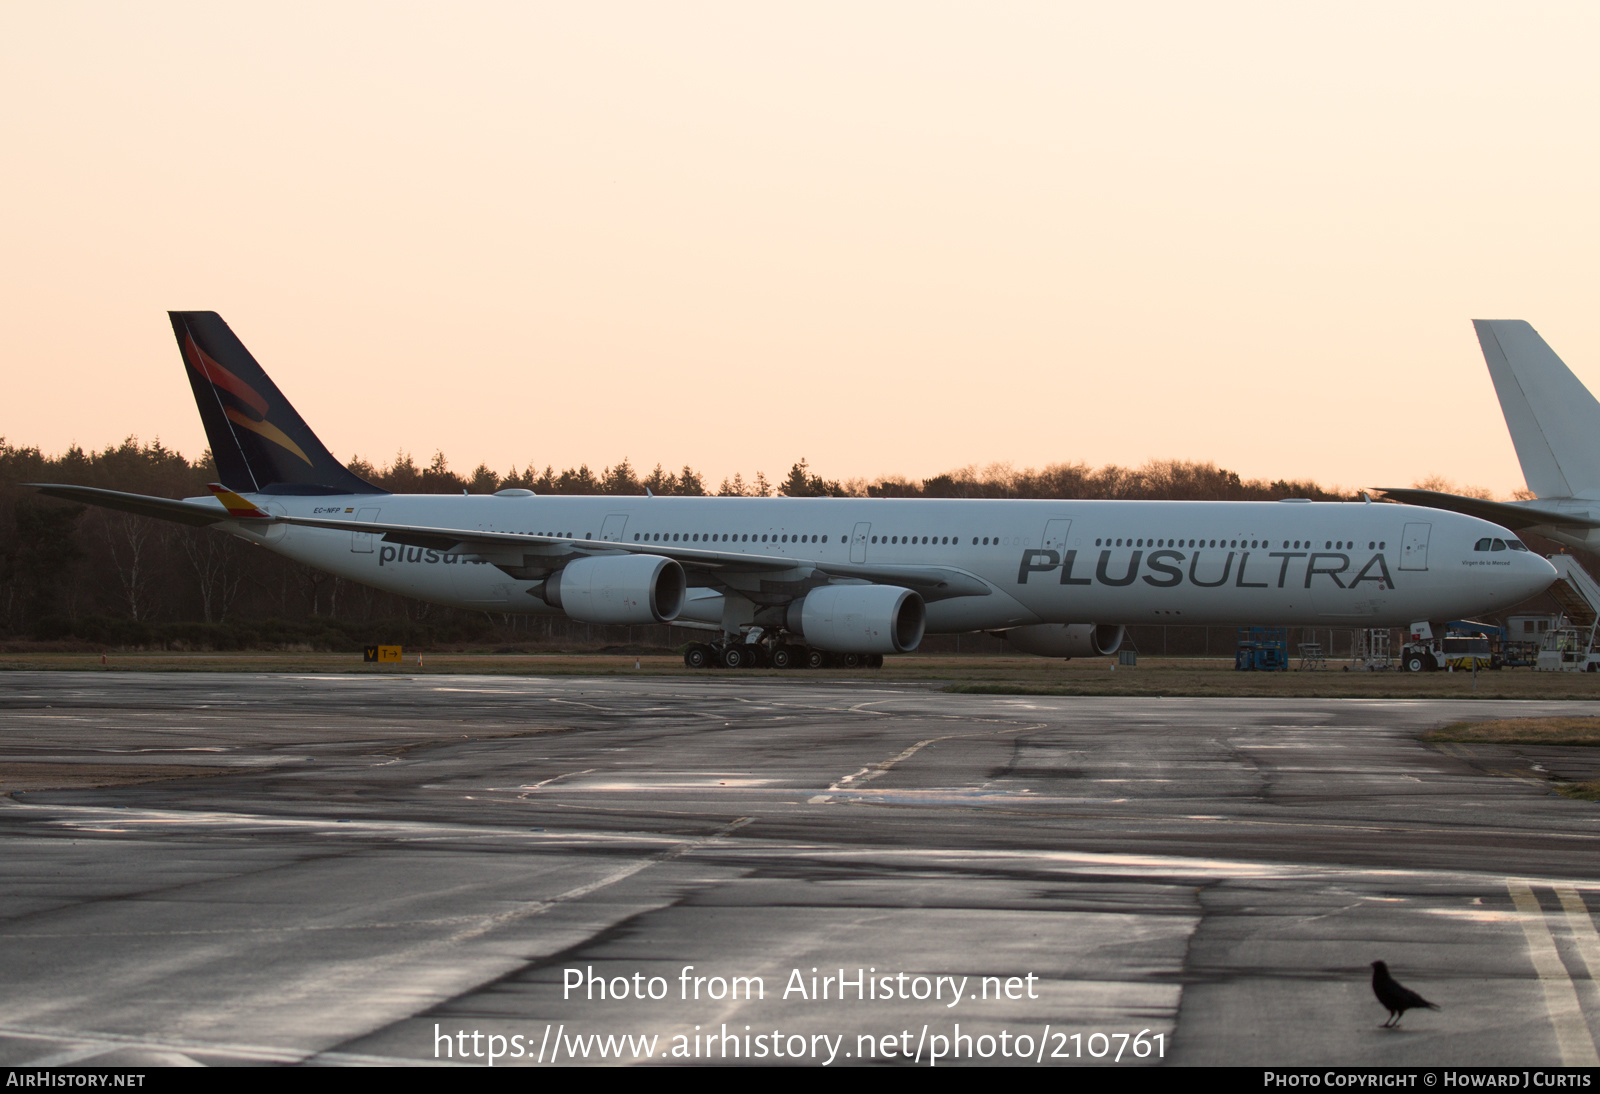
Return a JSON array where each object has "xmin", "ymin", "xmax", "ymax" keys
[{"xmin": 206, "ymin": 483, "xmax": 271, "ymax": 519}]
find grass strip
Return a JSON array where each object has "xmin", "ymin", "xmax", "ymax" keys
[{"xmin": 1423, "ymin": 717, "xmax": 1600, "ymax": 746}]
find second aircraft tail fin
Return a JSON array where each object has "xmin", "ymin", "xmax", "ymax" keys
[{"xmin": 1473, "ymin": 319, "xmax": 1600, "ymax": 500}]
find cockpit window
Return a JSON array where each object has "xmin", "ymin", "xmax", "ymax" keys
[
  {"xmin": 1475, "ymin": 538, "xmax": 1491, "ymax": 551},
  {"xmin": 1507, "ymin": 539, "xmax": 1530, "ymax": 551},
  {"xmin": 1491, "ymin": 539, "xmax": 1507, "ymax": 551}
]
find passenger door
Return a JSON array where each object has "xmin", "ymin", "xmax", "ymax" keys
[
  {"xmin": 1400, "ymin": 522, "xmax": 1431, "ymax": 571},
  {"xmin": 351, "ymin": 508, "xmax": 380, "ymax": 553},
  {"xmin": 600, "ymin": 513, "xmax": 629, "ymax": 542},
  {"xmin": 851, "ymin": 522, "xmax": 871, "ymax": 564},
  {"xmin": 1041, "ymin": 519, "xmax": 1073, "ymax": 555}
]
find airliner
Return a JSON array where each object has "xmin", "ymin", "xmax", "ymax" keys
[
  {"xmin": 31, "ymin": 313, "xmax": 1554, "ymax": 668},
  {"xmin": 1382, "ymin": 321, "xmax": 1600, "ymax": 556}
]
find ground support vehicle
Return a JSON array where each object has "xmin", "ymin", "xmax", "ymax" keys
[{"xmin": 1235, "ymin": 627, "xmax": 1288, "ymax": 671}]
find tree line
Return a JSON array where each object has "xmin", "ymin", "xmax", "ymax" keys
[{"xmin": 0, "ymin": 437, "xmax": 1354, "ymax": 648}]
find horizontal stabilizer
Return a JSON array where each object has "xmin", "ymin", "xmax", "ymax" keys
[
  {"xmin": 27, "ymin": 484, "xmax": 235, "ymax": 527},
  {"xmin": 1376, "ymin": 487, "xmax": 1600, "ymax": 530}
]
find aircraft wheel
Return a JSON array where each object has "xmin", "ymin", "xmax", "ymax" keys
[
  {"xmin": 866, "ymin": 654, "xmax": 884, "ymax": 669},
  {"xmin": 841, "ymin": 652, "xmax": 864, "ymax": 669},
  {"xmin": 805, "ymin": 648, "xmax": 827, "ymax": 670},
  {"xmin": 771, "ymin": 645, "xmax": 796, "ymax": 670},
  {"xmin": 684, "ymin": 644, "xmax": 713, "ymax": 669},
  {"xmin": 722, "ymin": 645, "xmax": 749, "ymax": 669}
]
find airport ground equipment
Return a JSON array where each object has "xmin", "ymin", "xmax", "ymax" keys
[
  {"xmin": 1533, "ymin": 626, "xmax": 1600, "ymax": 671},
  {"xmin": 1401, "ymin": 619, "xmax": 1514, "ymax": 672},
  {"xmin": 1235, "ymin": 627, "xmax": 1288, "ymax": 671},
  {"xmin": 1399, "ymin": 622, "xmax": 1440, "ymax": 673},
  {"xmin": 1500, "ymin": 638, "xmax": 1542, "ymax": 668},
  {"xmin": 1355, "ymin": 628, "xmax": 1393, "ymax": 671},
  {"xmin": 1521, "ymin": 555, "xmax": 1600, "ymax": 670},
  {"xmin": 1441, "ymin": 634, "xmax": 1494, "ymax": 671},
  {"xmin": 1297, "ymin": 641, "xmax": 1326, "ymax": 670},
  {"xmin": 1546, "ymin": 554, "xmax": 1600, "ymax": 640}
]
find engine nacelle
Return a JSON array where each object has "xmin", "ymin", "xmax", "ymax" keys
[
  {"xmin": 1003, "ymin": 623, "xmax": 1125, "ymax": 659},
  {"xmin": 787, "ymin": 585, "xmax": 925, "ymax": 654},
  {"xmin": 539, "ymin": 555, "xmax": 686, "ymax": 624}
]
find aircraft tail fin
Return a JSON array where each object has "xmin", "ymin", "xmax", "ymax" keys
[
  {"xmin": 1473, "ymin": 319, "xmax": 1600, "ymax": 500},
  {"xmin": 169, "ymin": 312, "xmax": 384, "ymax": 495}
]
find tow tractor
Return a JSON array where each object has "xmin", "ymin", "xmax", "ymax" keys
[{"xmin": 1399, "ymin": 621, "xmax": 1500, "ymax": 672}]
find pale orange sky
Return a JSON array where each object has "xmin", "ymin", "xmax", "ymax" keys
[{"xmin": 4, "ymin": 2, "xmax": 1599, "ymax": 497}]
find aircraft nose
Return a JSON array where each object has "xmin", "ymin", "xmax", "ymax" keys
[{"xmin": 1519, "ymin": 552, "xmax": 1559, "ymax": 600}]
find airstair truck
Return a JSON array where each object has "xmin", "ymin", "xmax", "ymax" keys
[{"xmin": 1535, "ymin": 555, "xmax": 1600, "ymax": 671}]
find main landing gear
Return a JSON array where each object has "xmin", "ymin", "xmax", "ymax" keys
[{"xmin": 682, "ymin": 639, "xmax": 883, "ymax": 670}]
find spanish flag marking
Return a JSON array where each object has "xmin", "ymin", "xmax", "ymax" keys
[{"xmin": 205, "ymin": 484, "xmax": 270, "ymax": 519}]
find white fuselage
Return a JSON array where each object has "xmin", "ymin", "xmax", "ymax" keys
[
  {"xmin": 211, "ymin": 493, "xmax": 1556, "ymax": 632},
  {"xmin": 212, "ymin": 493, "xmax": 1554, "ymax": 631}
]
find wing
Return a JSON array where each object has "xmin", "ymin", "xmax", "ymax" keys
[
  {"xmin": 26, "ymin": 485, "xmax": 993, "ymax": 602},
  {"xmin": 268, "ymin": 510, "xmax": 991, "ymax": 600},
  {"xmin": 1376, "ymin": 487, "xmax": 1600, "ymax": 531},
  {"xmin": 1394, "ymin": 985, "xmax": 1437, "ymax": 1010}
]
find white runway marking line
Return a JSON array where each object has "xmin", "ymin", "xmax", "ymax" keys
[
  {"xmin": 1555, "ymin": 885, "xmax": 1600, "ymax": 984},
  {"xmin": 809, "ymin": 724, "xmax": 1043, "ymax": 804},
  {"xmin": 1507, "ymin": 879, "xmax": 1600, "ymax": 1066}
]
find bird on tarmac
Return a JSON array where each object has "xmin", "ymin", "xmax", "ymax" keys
[{"xmin": 1370, "ymin": 961, "xmax": 1440, "ymax": 1027}]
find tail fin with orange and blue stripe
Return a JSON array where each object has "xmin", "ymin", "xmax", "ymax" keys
[{"xmin": 170, "ymin": 311, "xmax": 384, "ymax": 496}]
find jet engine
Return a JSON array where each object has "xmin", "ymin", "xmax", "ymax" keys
[
  {"xmin": 536, "ymin": 555, "xmax": 686, "ymax": 624},
  {"xmin": 786, "ymin": 585, "xmax": 925, "ymax": 653},
  {"xmin": 1002, "ymin": 623, "xmax": 1125, "ymax": 659}
]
